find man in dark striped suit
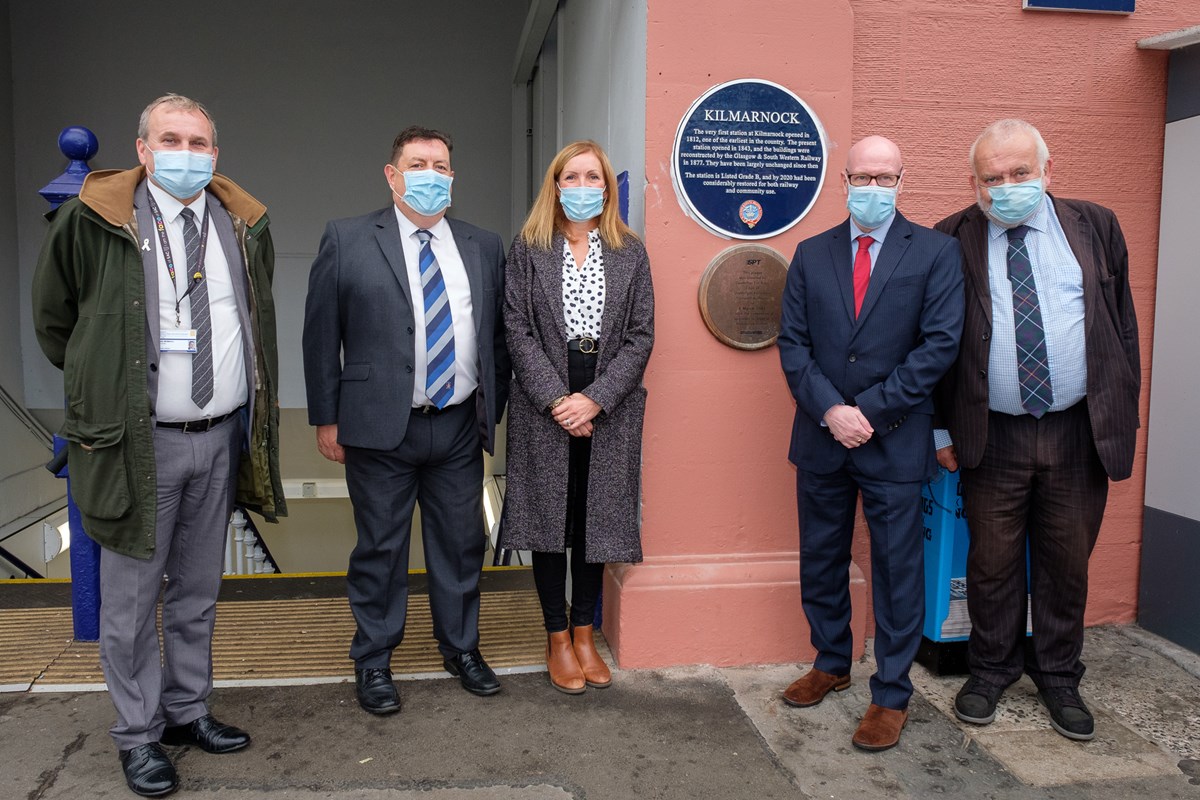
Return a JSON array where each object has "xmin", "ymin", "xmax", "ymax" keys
[{"xmin": 934, "ymin": 119, "xmax": 1140, "ymax": 742}]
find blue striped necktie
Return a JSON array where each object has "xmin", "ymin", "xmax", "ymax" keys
[
  {"xmin": 1006, "ymin": 225, "xmax": 1053, "ymax": 417},
  {"xmin": 416, "ymin": 229, "xmax": 455, "ymax": 409}
]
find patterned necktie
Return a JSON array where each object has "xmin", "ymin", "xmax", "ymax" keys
[
  {"xmin": 853, "ymin": 235, "xmax": 874, "ymax": 317},
  {"xmin": 1006, "ymin": 225, "xmax": 1053, "ymax": 417},
  {"xmin": 416, "ymin": 229, "xmax": 455, "ymax": 408},
  {"xmin": 180, "ymin": 207, "xmax": 213, "ymax": 408}
]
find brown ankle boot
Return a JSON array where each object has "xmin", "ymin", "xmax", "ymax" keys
[
  {"xmin": 570, "ymin": 624, "xmax": 612, "ymax": 688},
  {"xmin": 546, "ymin": 630, "xmax": 585, "ymax": 694}
]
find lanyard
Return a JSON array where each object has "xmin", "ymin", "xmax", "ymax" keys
[{"xmin": 146, "ymin": 192, "xmax": 211, "ymax": 327}]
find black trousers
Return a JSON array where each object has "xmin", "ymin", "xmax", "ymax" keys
[
  {"xmin": 960, "ymin": 401, "xmax": 1108, "ymax": 690},
  {"xmin": 533, "ymin": 349, "xmax": 605, "ymax": 632},
  {"xmin": 344, "ymin": 398, "xmax": 484, "ymax": 665}
]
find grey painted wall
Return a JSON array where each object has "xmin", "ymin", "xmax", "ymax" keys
[
  {"xmin": 1141, "ymin": 47, "xmax": 1200, "ymax": 653},
  {"xmin": 1144, "ymin": 116, "xmax": 1200, "ymax": 520},
  {"xmin": 10, "ymin": 0, "xmax": 527, "ymax": 412},
  {"xmin": 558, "ymin": 0, "xmax": 648, "ymax": 234},
  {"xmin": 1166, "ymin": 46, "xmax": 1200, "ymax": 123},
  {"xmin": 1, "ymin": 0, "xmax": 21, "ymax": 395}
]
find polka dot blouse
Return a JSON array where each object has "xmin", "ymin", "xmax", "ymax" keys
[{"xmin": 562, "ymin": 229, "xmax": 606, "ymax": 339}]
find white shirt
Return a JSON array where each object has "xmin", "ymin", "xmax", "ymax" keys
[
  {"xmin": 393, "ymin": 208, "xmax": 479, "ymax": 407},
  {"xmin": 149, "ymin": 181, "xmax": 247, "ymax": 422},
  {"xmin": 562, "ymin": 229, "xmax": 606, "ymax": 339}
]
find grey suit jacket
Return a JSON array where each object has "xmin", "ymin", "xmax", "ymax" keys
[
  {"xmin": 302, "ymin": 207, "xmax": 510, "ymax": 454},
  {"xmin": 934, "ymin": 195, "xmax": 1140, "ymax": 480}
]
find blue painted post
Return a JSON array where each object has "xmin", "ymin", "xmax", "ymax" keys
[{"xmin": 41, "ymin": 126, "xmax": 102, "ymax": 641}]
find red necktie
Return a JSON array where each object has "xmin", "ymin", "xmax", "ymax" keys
[{"xmin": 853, "ymin": 235, "xmax": 874, "ymax": 317}]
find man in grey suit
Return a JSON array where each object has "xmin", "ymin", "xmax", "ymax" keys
[
  {"xmin": 33, "ymin": 94, "xmax": 285, "ymax": 797},
  {"xmin": 303, "ymin": 126, "xmax": 510, "ymax": 713}
]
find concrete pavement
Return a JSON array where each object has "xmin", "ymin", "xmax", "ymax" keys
[{"xmin": 3, "ymin": 625, "xmax": 1198, "ymax": 799}]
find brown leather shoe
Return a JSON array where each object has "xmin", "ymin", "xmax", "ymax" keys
[
  {"xmin": 852, "ymin": 704, "xmax": 908, "ymax": 751},
  {"xmin": 782, "ymin": 668, "xmax": 851, "ymax": 708},
  {"xmin": 571, "ymin": 624, "xmax": 612, "ymax": 688},
  {"xmin": 546, "ymin": 630, "xmax": 585, "ymax": 694}
]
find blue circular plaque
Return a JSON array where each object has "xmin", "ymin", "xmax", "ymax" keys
[{"xmin": 672, "ymin": 79, "xmax": 827, "ymax": 240}]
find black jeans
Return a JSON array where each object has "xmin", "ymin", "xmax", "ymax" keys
[{"xmin": 533, "ymin": 348, "xmax": 605, "ymax": 633}]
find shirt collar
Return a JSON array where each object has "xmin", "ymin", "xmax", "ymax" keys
[
  {"xmin": 394, "ymin": 205, "xmax": 450, "ymax": 240},
  {"xmin": 147, "ymin": 178, "xmax": 206, "ymax": 224},
  {"xmin": 849, "ymin": 212, "xmax": 895, "ymax": 245},
  {"xmin": 987, "ymin": 193, "xmax": 1051, "ymax": 241}
]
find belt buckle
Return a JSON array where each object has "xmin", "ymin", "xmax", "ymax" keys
[{"xmin": 578, "ymin": 337, "xmax": 598, "ymax": 354}]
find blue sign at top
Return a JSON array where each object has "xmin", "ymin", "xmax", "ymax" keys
[
  {"xmin": 1023, "ymin": 0, "xmax": 1133, "ymax": 12},
  {"xmin": 672, "ymin": 79, "xmax": 827, "ymax": 240}
]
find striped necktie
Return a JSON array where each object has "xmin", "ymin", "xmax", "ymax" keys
[
  {"xmin": 180, "ymin": 207, "xmax": 213, "ymax": 408},
  {"xmin": 1006, "ymin": 225, "xmax": 1053, "ymax": 417},
  {"xmin": 416, "ymin": 229, "xmax": 455, "ymax": 409}
]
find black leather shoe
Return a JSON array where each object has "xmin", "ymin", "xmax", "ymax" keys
[
  {"xmin": 954, "ymin": 676, "xmax": 1005, "ymax": 725},
  {"xmin": 161, "ymin": 714, "xmax": 250, "ymax": 754},
  {"xmin": 355, "ymin": 667, "xmax": 402, "ymax": 714},
  {"xmin": 119, "ymin": 742, "xmax": 179, "ymax": 797},
  {"xmin": 1038, "ymin": 686, "xmax": 1095, "ymax": 741},
  {"xmin": 444, "ymin": 649, "xmax": 501, "ymax": 696}
]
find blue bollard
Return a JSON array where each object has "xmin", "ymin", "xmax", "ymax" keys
[
  {"xmin": 52, "ymin": 436, "xmax": 101, "ymax": 641},
  {"xmin": 42, "ymin": 127, "xmax": 101, "ymax": 641}
]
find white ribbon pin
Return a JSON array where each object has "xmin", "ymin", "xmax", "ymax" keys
[{"xmin": 142, "ymin": 238, "xmax": 151, "ymax": 252}]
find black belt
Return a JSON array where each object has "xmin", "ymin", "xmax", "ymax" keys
[
  {"xmin": 156, "ymin": 407, "xmax": 242, "ymax": 433},
  {"xmin": 567, "ymin": 337, "xmax": 599, "ymax": 353},
  {"xmin": 413, "ymin": 403, "xmax": 455, "ymax": 415}
]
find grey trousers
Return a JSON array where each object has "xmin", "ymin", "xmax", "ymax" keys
[{"xmin": 98, "ymin": 414, "xmax": 242, "ymax": 750}]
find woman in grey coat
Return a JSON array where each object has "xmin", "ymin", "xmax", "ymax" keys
[{"xmin": 503, "ymin": 140, "xmax": 654, "ymax": 694}]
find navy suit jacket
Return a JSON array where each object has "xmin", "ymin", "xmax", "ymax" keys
[
  {"xmin": 302, "ymin": 207, "xmax": 510, "ymax": 454},
  {"xmin": 779, "ymin": 212, "xmax": 965, "ymax": 481}
]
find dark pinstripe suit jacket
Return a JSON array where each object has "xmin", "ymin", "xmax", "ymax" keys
[{"xmin": 934, "ymin": 196, "xmax": 1140, "ymax": 480}]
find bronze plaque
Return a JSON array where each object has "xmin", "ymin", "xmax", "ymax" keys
[{"xmin": 698, "ymin": 245, "xmax": 789, "ymax": 350}]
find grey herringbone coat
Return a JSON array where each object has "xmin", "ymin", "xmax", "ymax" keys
[{"xmin": 501, "ymin": 232, "xmax": 654, "ymax": 562}]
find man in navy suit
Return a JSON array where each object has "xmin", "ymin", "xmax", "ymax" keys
[
  {"xmin": 778, "ymin": 135, "xmax": 964, "ymax": 751},
  {"xmin": 303, "ymin": 126, "xmax": 510, "ymax": 714}
]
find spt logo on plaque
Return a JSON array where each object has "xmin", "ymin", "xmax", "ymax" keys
[{"xmin": 671, "ymin": 79, "xmax": 827, "ymax": 240}]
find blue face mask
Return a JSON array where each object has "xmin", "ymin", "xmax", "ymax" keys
[
  {"xmin": 984, "ymin": 178, "xmax": 1044, "ymax": 227},
  {"xmin": 395, "ymin": 169, "xmax": 453, "ymax": 216},
  {"xmin": 846, "ymin": 185, "xmax": 896, "ymax": 230},
  {"xmin": 559, "ymin": 186, "xmax": 605, "ymax": 222},
  {"xmin": 150, "ymin": 150, "xmax": 214, "ymax": 200}
]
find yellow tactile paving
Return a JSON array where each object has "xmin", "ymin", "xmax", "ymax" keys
[
  {"xmin": 3, "ymin": 590, "xmax": 546, "ymax": 689},
  {"xmin": 0, "ymin": 607, "xmax": 76, "ymax": 688}
]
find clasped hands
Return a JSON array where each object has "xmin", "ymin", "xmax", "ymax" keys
[
  {"xmin": 824, "ymin": 404, "xmax": 873, "ymax": 449},
  {"xmin": 551, "ymin": 393, "xmax": 600, "ymax": 438}
]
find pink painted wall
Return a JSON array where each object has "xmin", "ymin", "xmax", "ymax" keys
[
  {"xmin": 607, "ymin": 0, "xmax": 864, "ymax": 669},
  {"xmin": 847, "ymin": 0, "xmax": 1193, "ymax": 629},
  {"xmin": 606, "ymin": 0, "xmax": 1192, "ymax": 668}
]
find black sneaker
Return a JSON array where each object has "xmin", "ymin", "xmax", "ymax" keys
[
  {"xmin": 954, "ymin": 676, "xmax": 1005, "ymax": 724},
  {"xmin": 1038, "ymin": 686, "xmax": 1095, "ymax": 741}
]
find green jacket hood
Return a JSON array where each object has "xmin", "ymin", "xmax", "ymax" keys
[{"xmin": 78, "ymin": 166, "xmax": 267, "ymax": 228}]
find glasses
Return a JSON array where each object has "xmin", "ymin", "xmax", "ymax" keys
[{"xmin": 846, "ymin": 171, "xmax": 902, "ymax": 188}]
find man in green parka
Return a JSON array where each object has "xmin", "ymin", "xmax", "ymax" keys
[{"xmin": 32, "ymin": 94, "xmax": 285, "ymax": 798}]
